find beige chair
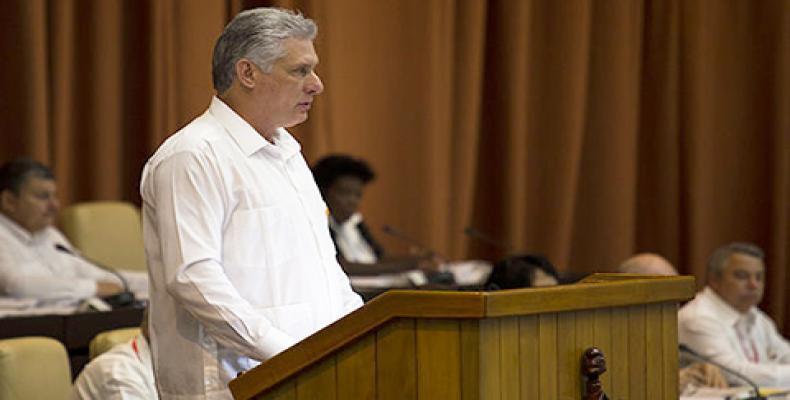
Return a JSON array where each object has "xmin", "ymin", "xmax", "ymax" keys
[
  {"xmin": 0, "ymin": 337, "xmax": 72, "ymax": 400},
  {"xmin": 88, "ymin": 327, "xmax": 141, "ymax": 359},
  {"xmin": 60, "ymin": 201, "xmax": 147, "ymax": 271}
]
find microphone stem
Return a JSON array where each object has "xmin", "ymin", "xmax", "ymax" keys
[
  {"xmin": 55, "ymin": 244, "xmax": 131, "ymax": 293},
  {"xmin": 381, "ymin": 225, "xmax": 443, "ymax": 259},
  {"xmin": 679, "ymin": 345, "xmax": 765, "ymax": 400}
]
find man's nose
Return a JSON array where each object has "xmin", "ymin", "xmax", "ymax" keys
[
  {"xmin": 305, "ymin": 71, "xmax": 324, "ymax": 95},
  {"xmin": 747, "ymin": 276, "xmax": 760, "ymax": 289}
]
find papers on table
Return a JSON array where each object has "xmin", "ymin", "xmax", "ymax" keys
[
  {"xmin": 0, "ymin": 297, "xmax": 79, "ymax": 317},
  {"xmin": 441, "ymin": 260, "xmax": 492, "ymax": 286},
  {"xmin": 681, "ymin": 386, "xmax": 790, "ymax": 399}
]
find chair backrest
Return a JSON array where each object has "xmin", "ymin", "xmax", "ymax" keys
[
  {"xmin": 89, "ymin": 327, "xmax": 141, "ymax": 359},
  {"xmin": 0, "ymin": 336, "xmax": 72, "ymax": 400},
  {"xmin": 60, "ymin": 201, "xmax": 147, "ymax": 271}
]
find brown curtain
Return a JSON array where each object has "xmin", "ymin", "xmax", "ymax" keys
[{"xmin": 0, "ymin": 0, "xmax": 788, "ymax": 332}]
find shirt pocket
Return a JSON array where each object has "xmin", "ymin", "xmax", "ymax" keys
[
  {"xmin": 224, "ymin": 205, "xmax": 296, "ymax": 270},
  {"xmin": 257, "ymin": 302, "xmax": 315, "ymax": 343}
]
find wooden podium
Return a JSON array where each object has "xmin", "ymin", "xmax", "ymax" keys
[{"xmin": 230, "ymin": 274, "xmax": 695, "ymax": 400}]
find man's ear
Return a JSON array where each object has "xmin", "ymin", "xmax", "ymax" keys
[
  {"xmin": 235, "ymin": 59, "xmax": 258, "ymax": 89},
  {"xmin": 707, "ymin": 273, "xmax": 721, "ymax": 291},
  {"xmin": 0, "ymin": 190, "xmax": 16, "ymax": 213}
]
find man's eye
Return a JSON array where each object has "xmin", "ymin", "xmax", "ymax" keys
[{"xmin": 294, "ymin": 67, "xmax": 309, "ymax": 76}]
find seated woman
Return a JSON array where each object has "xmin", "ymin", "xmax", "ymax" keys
[{"xmin": 312, "ymin": 154, "xmax": 437, "ymax": 287}]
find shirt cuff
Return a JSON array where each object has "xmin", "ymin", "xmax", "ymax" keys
[{"xmin": 256, "ymin": 327, "xmax": 298, "ymax": 360}]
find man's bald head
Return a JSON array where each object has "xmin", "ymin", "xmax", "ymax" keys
[{"xmin": 618, "ymin": 253, "xmax": 678, "ymax": 276}]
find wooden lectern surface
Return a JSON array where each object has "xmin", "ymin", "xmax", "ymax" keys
[{"xmin": 230, "ymin": 274, "xmax": 695, "ymax": 400}]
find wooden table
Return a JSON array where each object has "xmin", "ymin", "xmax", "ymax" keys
[{"xmin": 0, "ymin": 306, "xmax": 145, "ymax": 378}]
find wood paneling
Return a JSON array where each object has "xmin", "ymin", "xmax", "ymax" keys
[
  {"xmin": 610, "ymin": 306, "xmax": 629, "ymax": 399},
  {"xmin": 557, "ymin": 312, "xmax": 577, "ymax": 399},
  {"xmin": 575, "ymin": 310, "xmax": 595, "ymax": 399},
  {"xmin": 460, "ymin": 319, "xmax": 480, "ymax": 400},
  {"xmin": 538, "ymin": 313, "xmax": 558, "ymax": 399},
  {"xmin": 257, "ymin": 381, "xmax": 295, "ymax": 400},
  {"xmin": 257, "ymin": 304, "xmax": 678, "ymax": 400},
  {"xmin": 295, "ymin": 357, "xmax": 336, "ymax": 400},
  {"xmin": 478, "ymin": 318, "xmax": 500, "ymax": 399},
  {"xmin": 662, "ymin": 303, "xmax": 679, "ymax": 399},
  {"xmin": 416, "ymin": 319, "xmax": 462, "ymax": 400},
  {"xmin": 628, "ymin": 305, "xmax": 647, "ymax": 400},
  {"xmin": 376, "ymin": 318, "xmax": 417, "ymax": 400},
  {"xmin": 336, "ymin": 335, "xmax": 376, "ymax": 400},
  {"xmin": 592, "ymin": 308, "xmax": 613, "ymax": 395},
  {"xmin": 500, "ymin": 317, "xmax": 520, "ymax": 399},
  {"xmin": 232, "ymin": 276, "xmax": 695, "ymax": 400},
  {"xmin": 645, "ymin": 304, "xmax": 664, "ymax": 399},
  {"xmin": 518, "ymin": 315, "xmax": 540, "ymax": 399}
]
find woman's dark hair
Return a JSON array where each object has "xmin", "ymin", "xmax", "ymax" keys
[
  {"xmin": 311, "ymin": 154, "xmax": 375, "ymax": 193},
  {"xmin": 0, "ymin": 158, "xmax": 54, "ymax": 195},
  {"xmin": 485, "ymin": 253, "xmax": 559, "ymax": 289}
]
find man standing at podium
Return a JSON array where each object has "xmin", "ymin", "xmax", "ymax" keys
[{"xmin": 140, "ymin": 8, "xmax": 362, "ymax": 399}]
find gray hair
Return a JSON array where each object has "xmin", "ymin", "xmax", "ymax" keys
[
  {"xmin": 212, "ymin": 8, "xmax": 317, "ymax": 93},
  {"xmin": 706, "ymin": 242, "xmax": 765, "ymax": 280}
]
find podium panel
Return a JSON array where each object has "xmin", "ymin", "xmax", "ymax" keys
[{"xmin": 230, "ymin": 274, "xmax": 693, "ymax": 400}]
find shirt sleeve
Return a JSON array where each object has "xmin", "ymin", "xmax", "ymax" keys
[
  {"xmin": 763, "ymin": 316, "xmax": 790, "ymax": 364},
  {"xmin": 149, "ymin": 151, "xmax": 295, "ymax": 360},
  {"xmin": 0, "ymin": 242, "xmax": 97, "ymax": 299},
  {"xmin": 330, "ymin": 260, "xmax": 363, "ymax": 312},
  {"xmin": 0, "ymin": 267, "xmax": 97, "ymax": 300},
  {"xmin": 679, "ymin": 313, "xmax": 790, "ymax": 386}
]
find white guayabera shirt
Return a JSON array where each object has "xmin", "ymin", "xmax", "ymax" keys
[
  {"xmin": 140, "ymin": 97, "xmax": 363, "ymax": 400},
  {"xmin": 73, "ymin": 334, "xmax": 157, "ymax": 400},
  {"xmin": 0, "ymin": 213, "xmax": 120, "ymax": 301},
  {"xmin": 679, "ymin": 287, "xmax": 790, "ymax": 386}
]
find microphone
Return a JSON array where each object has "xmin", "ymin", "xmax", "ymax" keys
[
  {"xmin": 381, "ymin": 225, "xmax": 440, "ymax": 258},
  {"xmin": 463, "ymin": 227, "xmax": 514, "ymax": 253},
  {"xmin": 678, "ymin": 344, "xmax": 765, "ymax": 400},
  {"xmin": 54, "ymin": 244, "xmax": 136, "ymax": 308},
  {"xmin": 380, "ymin": 225, "xmax": 454, "ymax": 285}
]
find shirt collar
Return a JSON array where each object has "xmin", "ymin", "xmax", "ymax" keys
[
  {"xmin": 208, "ymin": 96, "xmax": 302, "ymax": 160},
  {"xmin": 0, "ymin": 212, "xmax": 36, "ymax": 244},
  {"xmin": 329, "ymin": 212, "xmax": 363, "ymax": 232},
  {"xmin": 702, "ymin": 286, "xmax": 758, "ymax": 328}
]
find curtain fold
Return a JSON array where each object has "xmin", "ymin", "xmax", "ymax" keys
[{"xmin": 0, "ymin": 0, "xmax": 787, "ymax": 331}]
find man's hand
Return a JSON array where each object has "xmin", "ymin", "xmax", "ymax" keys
[
  {"xmin": 679, "ymin": 362, "xmax": 729, "ymax": 392},
  {"xmin": 96, "ymin": 281, "xmax": 124, "ymax": 297}
]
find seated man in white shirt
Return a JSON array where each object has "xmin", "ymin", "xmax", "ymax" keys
[
  {"xmin": 679, "ymin": 242, "xmax": 790, "ymax": 387},
  {"xmin": 0, "ymin": 158, "xmax": 124, "ymax": 301},
  {"xmin": 73, "ymin": 308, "xmax": 156, "ymax": 399},
  {"xmin": 311, "ymin": 154, "xmax": 439, "ymax": 288}
]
